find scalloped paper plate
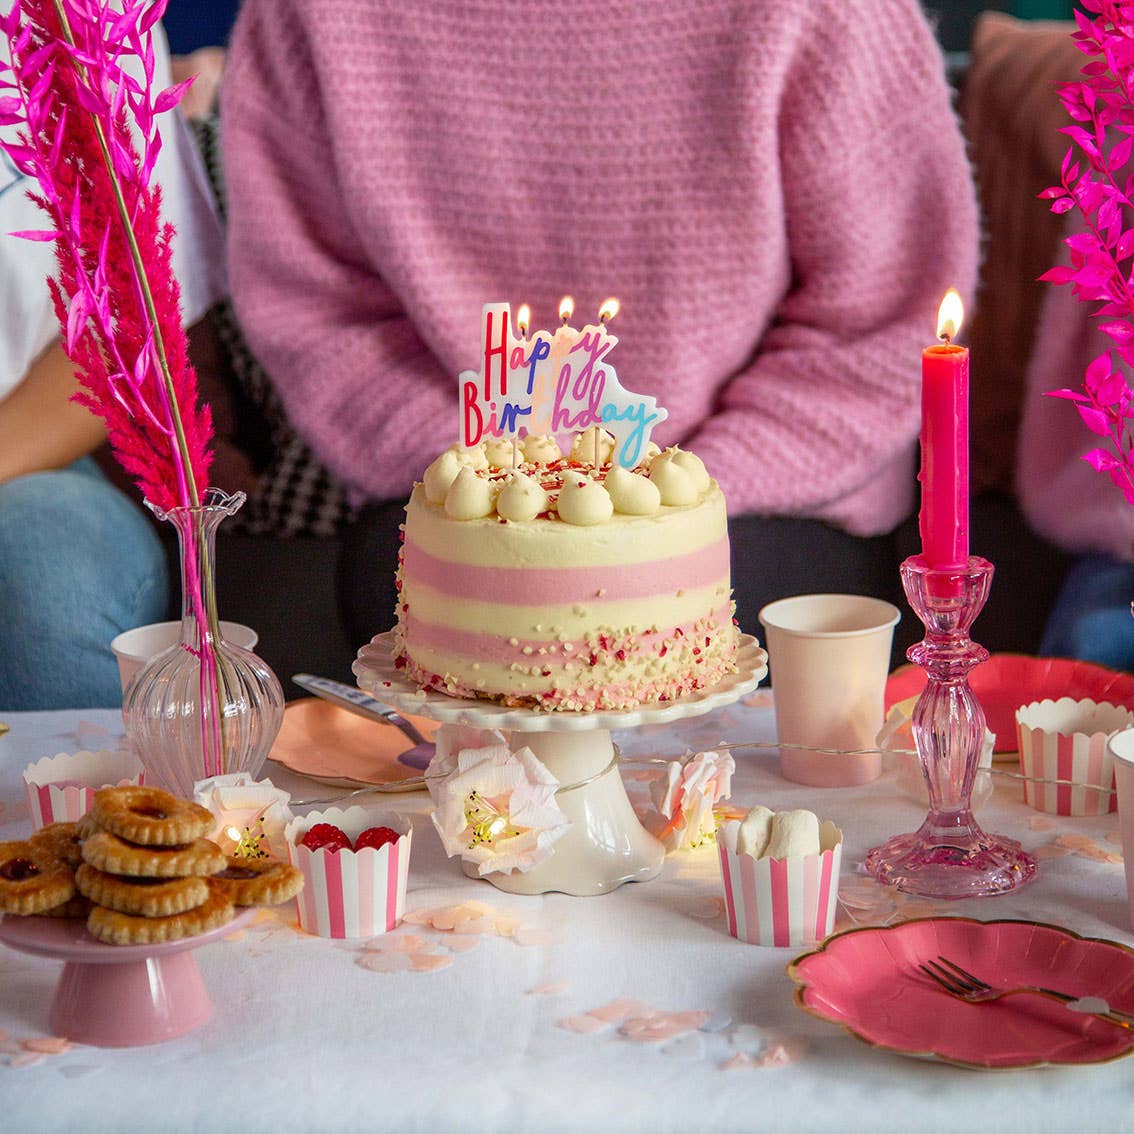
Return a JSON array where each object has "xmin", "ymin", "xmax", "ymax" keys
[
  {"xmin": 885, "ymin": 654, "xmax": 1134, "ymax": 752},
  {"xmin": 789, "ymin": 917, "xmax": 1134, "ymax": 1070},
  {"xmin": 268, "ymin": 698, "xmax": 439, "ymax": 788}
]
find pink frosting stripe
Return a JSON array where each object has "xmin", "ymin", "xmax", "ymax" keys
[
  {"xmin": 403, "ymin": 604, "xmax": 734, "ymax": 669},
  {"xmin": 403, "ymin": 533, "xmax": 729, "ymax": 605}
]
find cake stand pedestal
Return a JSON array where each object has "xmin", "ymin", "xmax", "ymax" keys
[
  {"xmin": 354, "ymin": 632, "xmax": 767, "ymax": 896},
  {"xmin": 0, "ymin": 909, "xmax": 254, "ymax": 1047}
]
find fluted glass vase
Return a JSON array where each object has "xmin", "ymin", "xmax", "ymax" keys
[{"xmin": 122, "ymin": 488, "xmax": 285, "ymax": 797}]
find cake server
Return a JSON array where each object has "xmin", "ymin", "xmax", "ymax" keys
[{"xmin": 291, "ymin": 673, "xmax": 433, "ymax": 753}]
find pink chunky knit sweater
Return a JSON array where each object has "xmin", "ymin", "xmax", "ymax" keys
[{"xmin": 222, "ymin": 0, "xmax": 978, "ymax": 535}]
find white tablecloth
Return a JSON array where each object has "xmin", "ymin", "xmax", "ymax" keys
[{"xmin": 1, "ymin": 701, "xmax": 1131, "ymax": 1133}]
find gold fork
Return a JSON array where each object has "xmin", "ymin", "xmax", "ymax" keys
[{"xmin": 919, "ymin": 956, "xmax": 1134, "ymax": 1030}]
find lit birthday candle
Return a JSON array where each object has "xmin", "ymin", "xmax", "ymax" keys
[{"xmin": 919, "ymin": 289, "xmax": 970, "ymax": 570}]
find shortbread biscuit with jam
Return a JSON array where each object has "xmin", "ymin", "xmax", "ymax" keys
[
  {"xmin": 90, "ymin": 785, "xmax": 214, "ymax": 847},
  {"xmin": 29, "ymin": 821, "xmax": 85, "ymax": 869},
  {"xmin": 76, "ymin": 863, "xmax": 210, "ymax": 917},
  {"xmin": 81, "ymin": 830, "xmax": 225, "ymax": 878},
  {"xmin": 0, "ymin": 841, "xmax": 75, "ymax": 915},
  {"xmin": 86, "ymin": 886, "xmax": 234, "ymax": 946},
  {"xmin": 77, "ymin": 813, "xmax": 102, "ymax": 840},
  {"xmin": 39, "ymin": 895, "xmax": 94, "ymax": 919},
  {"xmin": 208, "ymin": 856, "xmax": 304, "ymax": 907}
]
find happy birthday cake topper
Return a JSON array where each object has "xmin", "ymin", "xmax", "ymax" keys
[{"xmin": 460, "ymin": 300, "xmax": 668, "ymax": 468}]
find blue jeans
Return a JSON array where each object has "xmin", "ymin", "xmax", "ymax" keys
[
  {"xmin": 0, "ymin": 460, "xmax": 170, "ymax": 709},
  {"xmin": 1040, "ymin": 553, "xmax": 1134, "ymax": 670}
]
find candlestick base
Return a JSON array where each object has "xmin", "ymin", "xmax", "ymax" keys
[
  {"xmin": 865, "ymin": 555, "xmax": 1037, "ymax": 899},
  {"xmin": 864, "ymin": 821, "xmax": 1035, "ymax": 899}
]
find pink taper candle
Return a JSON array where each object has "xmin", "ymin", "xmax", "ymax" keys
[{"xmin": 918, "ymin": 289, "xmax": 970, "ymax": 569}]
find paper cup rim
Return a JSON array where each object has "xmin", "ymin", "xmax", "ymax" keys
[
  {"xmin": 1015, "ymin": 697, "xmax": 1134, "ymax": 739},
  {"xmin": 1107, "ymin": 726, "xmax": 1134, "ymax": 766},
  {"xmin": 22, "ymin": 747, "xmax": 142, "ymax": 788},
  {"xmin": 758, "ymin": 593, "xmax": 901, "ymax": 637},
  {"xmin": 718, "ymin": 817, "xmax": 843, "ymax": 860},
  {"xmin": 285, "ymin": 806, "xmax": 412, "ymax": 847},
  {"xmin": 110, "ymin": 619, "xmax": 258, "ymax": 663}
]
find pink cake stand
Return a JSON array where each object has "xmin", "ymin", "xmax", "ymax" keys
[
  {"xmin": 0, "ymin": 908, "xmax": 255, "ymax": 1047},
  {"xmin": 354, "ymin": 631, "xmax": 767, "ymax": 896}
]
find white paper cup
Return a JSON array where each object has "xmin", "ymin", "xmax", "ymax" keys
[
  {"xmin": 1108, "ymin": 727, "xmax": 1134, "ymax": 930},
  {"xmin": 23, "ymin": 748, "xmax": 145, "ymax": 828},
  {"xmin": 285, "ymin": 806, "xmax": 412, "ymax": 938},
  {"xmin": 110, "ymin": 619, "xmax": 258, "ymax": 693},
  {"xmin": 1015, "ymin": 698, "xmax": 1133, "ymax": 816},
  {"xmin": 758, "ymin": 594, "xmax": 900, "ymax": 786},
  {"xmin": 717, "ymin": 818, "xmax": 842, "ymax": 947}
]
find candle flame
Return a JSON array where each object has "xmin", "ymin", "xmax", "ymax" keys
[
  {"xmin": 558, "ymin": 295, "xmax": 575, "ymax": 325},
  {"xmin": 516, "ymin": 303, "xmax": 531, "ymax": 336},
  {"xmin": 936, "ymin": 289, "xmax": 964, "ymax": 342},
  {"xmin": 598, "ymin": 296, "xmax": 620, "ymax": 324}
]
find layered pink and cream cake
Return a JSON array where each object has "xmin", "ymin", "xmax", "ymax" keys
[{"xmin": 393, "ymin": 429, "xmax": 738, "ymax": 712}]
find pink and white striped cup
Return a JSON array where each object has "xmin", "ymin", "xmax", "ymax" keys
[
  {"xmin": 23, "ymin": 749, "xmax": 145, "ymax": 829},
  {"xmin": 717, "ymin": 819, "xmax": 842, "ymax": 948},
  {"xmin": 1015, "ymin": 698, "xmax": 1134, "ymax": 816},
  {"xmin": 285, "ymin": 806, "xmax": 412, "ymax": 938}
]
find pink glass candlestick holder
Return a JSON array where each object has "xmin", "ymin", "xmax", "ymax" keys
[{"xmin": 865, "ymin": 555, "xmax": 1037, "ymax": 898}]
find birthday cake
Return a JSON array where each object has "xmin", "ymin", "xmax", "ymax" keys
[
  {"xmin": 391, "ymin": 300, "xmax": 738, "ymax": 712},
  {"xmin": 394, "ymin": 430, "xmax": 737, "ymax": 711}
]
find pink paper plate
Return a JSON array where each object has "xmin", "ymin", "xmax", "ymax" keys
[
  {"xmin": 268, "ymin": 698, "xmax": 439, "ymax": 787},
  {"xmin": 788, "ymin": 917, "xmax": 1134, "ymax": 1069},
  {"xmin": 886, "ymin": 655, "xmax": 1134, "ymax": 753}
]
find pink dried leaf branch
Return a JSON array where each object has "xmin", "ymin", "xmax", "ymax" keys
[
  {"xmin": 1040, "ymin": 0, "xmax": 1134, "ymax": 504},
  {"xmin": 0, "ymin": 0, "xmax": 212, "ymax": 511},
  {"xmin": 2, "ymin": 0, "xmax": 229, "ymax": 779}
]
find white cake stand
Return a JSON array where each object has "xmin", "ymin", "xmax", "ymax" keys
[{"xmin": 353, "ymin": 632, "xmax": 768, "ymax": 896}]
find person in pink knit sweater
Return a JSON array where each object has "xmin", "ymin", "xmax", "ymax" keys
[{"xmin": 221, "ymin": 0, "xmax": 979, "ymax": 648}]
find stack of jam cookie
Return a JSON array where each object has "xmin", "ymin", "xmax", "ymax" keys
[{"xmin": 0, "ymin": 785, "xmax": 302, "ymax": 945}]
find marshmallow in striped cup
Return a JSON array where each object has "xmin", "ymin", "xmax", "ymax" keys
[
  {"xmin": 285, "ymin": 806, "xmax": 412, "ymax": 938},
  {"xmin": 23, "ymin": 748, "xmax": 145, "ymax": 829},
  {"xmin": 717, "ymin": 808, "xmax": 842, "ymax": 948},
  {"xmin": 1015, "ymin": 698, "xmax": 1134, "ymax": 816}
]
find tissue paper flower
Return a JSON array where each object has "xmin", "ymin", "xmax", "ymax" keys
[
  {"xmin": 193, "ymin": 773, "xmax": 293, "ymax": 859},
  {"xmin": 426, "ymin": 740, "xmax": 571, "ymax": 875},
  {"xmin": 651, "ymin": 749, "xmax": 735, "ymax": 851}
]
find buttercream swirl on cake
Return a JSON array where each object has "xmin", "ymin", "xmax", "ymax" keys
[{"xmin": 395, "ymin": 430, "xmax": 739, "ymax": 713}]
